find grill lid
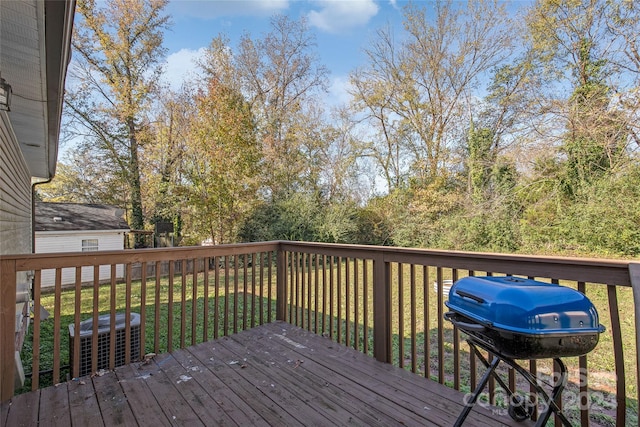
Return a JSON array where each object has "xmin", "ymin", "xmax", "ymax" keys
[{"xmin": 445, "ymin": 276, "xmax": 605, "ymax": 336}]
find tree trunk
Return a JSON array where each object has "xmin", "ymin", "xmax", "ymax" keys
[{"xmin": 128, "ymin": 118, "xmax": 144, "ymax": 236}]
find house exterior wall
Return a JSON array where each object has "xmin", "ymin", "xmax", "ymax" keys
[
  {"xmin": 35, "ymin": 230, "xmax": 127, "ymax": 289},
  {"xmin": 1, "ymin": 108, "xmax": 34, "ymax": 388},
  {"xmin": 0, "ymin": 112, "xmax": 32, "ymax": 258}
]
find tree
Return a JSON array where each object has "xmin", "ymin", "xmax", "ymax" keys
[
  {"xmin": 350, "ymin": 0, "xmax": 516, "ymax": 190},
  {"xmin": 318, "ymin": 107, "xmax": 372, "ymax": 204},
  {"xmin": 65, "ymin": 0, "xmax": 170, "ymax": 235},
  {"xmin": 512, "ymin": 0, "xmax": 637, "ymax": 255},
  {"xmin": 349, "ymin": 26, "xmax": 410, "ymax": 191},
  {"xmin": 37, "ymin": 147, "xmax": 129, "ymax": 207},
  {"xmin": 605, "ymin": 0, "xmax": 640, "ymax": 148},
  {"xmin": 200, "ymin": 20, "xmax": 341, "ymax": 244},
  {"xmin": 142, "ymin": 86, "xmax": 193, "ymax": 240},
  {"xmin": 180, "ymin": 76, "xmax": 260, "ymax": 245},
  {"xmin": 526, "ymin": 0, "xmax": 631, "ymax": 194},
  {"xmin": 234, "ymin": 15, "xmax": 329, "ymax": 198},
  {"xmin": 467, "ymin": 126, "xmax": 495, "ymax": 203}
]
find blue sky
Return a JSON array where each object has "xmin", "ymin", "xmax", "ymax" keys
[{"xmin": 162, "ymin": 0, "xmax": 408, "ymax": 104}]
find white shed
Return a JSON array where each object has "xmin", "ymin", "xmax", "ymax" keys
[{"xmin": 35, "ymin": 203, "xmax": 130, "ymax": 289}]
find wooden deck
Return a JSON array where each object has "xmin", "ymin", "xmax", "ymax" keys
[{"xmin": 2, "ymin": 321, "xmax": 528, "ymax": 426}]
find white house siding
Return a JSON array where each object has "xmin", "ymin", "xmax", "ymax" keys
[
  {"xmin": 35, "ymin": 230, "xmax": 127, "ymax": 289},
  {"xmin": 1, "ymin": 106, "xmax": 33, "ymax": 388},
  {"xmin": 0, "ymin": 112, "xmax": 32, "ymax": 257}
]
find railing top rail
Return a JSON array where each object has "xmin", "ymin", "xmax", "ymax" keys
[
  {"xmin": 1, "ymin": 239, "xmax": 634, "ymax": 285},
  {"xmin": 2, "ymin": 241, "xmax": 281, "ymax": 270},
  {"xmin": 279, "ymin": 241, "xmax": 634, "ymax": 286}
]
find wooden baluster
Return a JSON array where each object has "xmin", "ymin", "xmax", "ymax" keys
[
  {"xmin": 398, "ymin": 263, "xmax": 404, "ymax": 369},
  {"xmin": 167, "ymin": 261, "xmax": 174, "ymax": 351},
  {"xmin": 203, "ymin": 257, "xmax": 210, "ymax": 342},
  {"xmin": 192, "ymin": 258, "xmax": 198, "ymax": 345},
  {"xmin": 410, "ymin": 264, "xmax": 417, "ymax": 373},
  {"xmin": 180, "ymin": 260, "xmax": 186, "ymax": 348},
  {"xmin": 154, "ymin": 261, "xmax": 161, "ymax": 353},
  {"xmin": 424, "ymin": 265, "xmax": 430, "ymax": 380}
]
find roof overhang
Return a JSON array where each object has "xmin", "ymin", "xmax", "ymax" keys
[
  {"xmin": 0, "ymin": 0, "xmax": 75, "ymax": 180},
  {"xmin": 35, "ymin": 229, "xmax": 130, "ymax": 236}
]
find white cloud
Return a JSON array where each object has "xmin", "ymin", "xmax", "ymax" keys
[
  {"xmin": 169, "ymin": 0, "xmax": 289, "ymax": 19},
  {"xmin": 326, "ymin": 75, "xmax": 353, "ymax": 107},
  {"xmin": 162, "ymin": 47, "xmax": 207, "ymax": 89},
  {"xmin": 308, "ymin": 0, "xmax": 379, "ymax": 34}
]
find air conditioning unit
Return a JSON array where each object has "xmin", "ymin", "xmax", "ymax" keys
[{"xmin": 69, "ymin": 312, "xmax": 141, "ymax": 377}]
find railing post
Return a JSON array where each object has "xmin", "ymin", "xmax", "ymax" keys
[
  {"xmin": 373, "ymin": 253, "xmax": 391, "ymax": 363},
  {"xmin": 276, "ymin": 247, "xmax": 287, "ymax": 321},
  {"xmin": 0, "ymin": 258, "xmax": 17, "ymax": 401},
  {"xmin": 630, "ymin": 262, "xmax": 640, "ymax": 427}
]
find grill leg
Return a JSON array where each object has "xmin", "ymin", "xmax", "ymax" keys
[
  {"xmin": 469, "ymin": 343, "xmax": 518, "ymax": 399},
  {"xmin": 532, "ymin": 358, "xmax": 571, "ymax": 427},
  {"xmin": 454, "ymin": 348, "xmax": 501, "ymax": 427},
  {"xmin": 462, "ymin": 340, "xmax": 573, "ymax": 427},
  {"xmin": 495, "ymin": 354, "xmax": 572, "ymax": 427}
]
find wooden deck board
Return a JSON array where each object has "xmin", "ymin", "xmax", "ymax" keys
[
  {"xmin": 68, "ymin": 377, "xmax": 105, "ymax": 426},
  {"xmin": 185, "ymin": 338, "xmax": 303, "ymax": 426},
  {"xmin": 193, "ymin": 337, "xmax": 337, "ymax": 425},
  {"xmin": 4, "ymin": 388, "xmax": 39, "ymax": 427},
  {"xmin": 133, "ymin": 354, "xmax": 206, "ymax": 426},
  {"xmin": 92, "ymin": 371, "xmax": 138, "ymax": 426},
  {"xmin": 38, "ymin": 382, "xmax": 70, "ymax": 427},
  {"xmin": 262, "ymin": 323, "xmax": 498, "ymax": 424},
  {"xmin": 222, "ymin": 329, "xmax": 426, "ymax": 426},
  {"xmin": 170, "ymin": 348, "xmax": 269, "ymax": 426},
  {"xmin": 3, "ymin": 321, "xmax": 531, "ymax": 426},
  {"xmin": 251, "ymin": 322, "xmax": 521, "ymax": 427},
  {"xmin": 114, "ymin": 364, "xmax": 171, "ymax": 427},
  {"xmin": 148, "ymin": 352, "xmax": 237, "ymax": 426},
  {"xmin": 0, "ymin": 396, "xmax": 8, "ymax": 426},
  {"xmin": 219, "ymin": 332, "xmax": 393, "ymax": 426}
]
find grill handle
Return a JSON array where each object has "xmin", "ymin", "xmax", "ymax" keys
[
  {"xmin": 444, "ymin": 312, "xmax": 486, "ymax": 333},
  {"xmin": 455, "ymin": 289, "xmax": 485, "ymax": 304}
]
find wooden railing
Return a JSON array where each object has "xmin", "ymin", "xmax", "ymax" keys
[
  {"xmin": 1, "ymin": 242, "xmax": 281, "ymax": 399},
  {"xmin": 1, "ymin": 241, "xmax": 638, "ymax": 427}
]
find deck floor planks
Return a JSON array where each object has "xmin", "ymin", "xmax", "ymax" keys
[
  {"xmin": 92, "ymin": 371, "xmax": 138, "ymax": 426},
  {"xmin": 244, "ymin": 322, "xmax": 459, "ymax": 426},
  {"xmin": 125, "ymin": 356, "xmax": 206, "ymax": 426},
  {"xmin": 206, "ymin": 336, "xmax": 368, "ymax": 426},
  {"xmin": 113, "ymin": 364, "xmax": 172, "ymax": 427},
  {"xmin": 190, "ymin": 340, "xmax": 337, "ymax": 426},
  {"xmin": 219, "ymin": 333, "xmax": 390, "ymax": 426},
  {"xmin": 170, "ymin": 347, "xmax": 270, "ymax": 427},
  {"xmin": 147, "ymin": 352, "xmax": 237, "ymax": 426},
  {"xmin": 68, "ymin": 376, "xmax": 104, "ymax": 426},
  {"xmin": 38, "ymin": 382, "xmax": 71, "ymax": 427},
  {"xmin": 0, "ymin": 396, "xmax": 8, "ymax": 426},
  {"xmin": 4, "ymin": 321, "xmax": 533, "ymax": 426},
  {"xmin": 223, "ymin": 330, "xmax": 426, "ymax": 426},
  {"xmin": 4, "ymin": 388, "xmax": 40, "ymax": 427},
  {"xmin": 185, "ymin": 340, "xmax": 307, "ymax": 426},
  {"xmin": 259, "ymin": 321, "xmax": 527, "ymax": 427}
]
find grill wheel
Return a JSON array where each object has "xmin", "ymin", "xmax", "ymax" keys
[{"xmin": 508, "ymin": 394, "xmax": 534, "ymax": 421}]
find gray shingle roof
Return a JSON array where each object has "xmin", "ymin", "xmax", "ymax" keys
[{"xmin": 35, "ymin": 202, "xmax": 130, "ymax": 232}]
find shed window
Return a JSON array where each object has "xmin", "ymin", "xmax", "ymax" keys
[{"xmin": 82, "ymin": 239, "xmax": 99, "ymax": 252}]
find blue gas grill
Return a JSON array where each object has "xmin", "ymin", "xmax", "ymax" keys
[{"xmin": 444, "ymin": 276, "xmax": 605, "ymax": 426}]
